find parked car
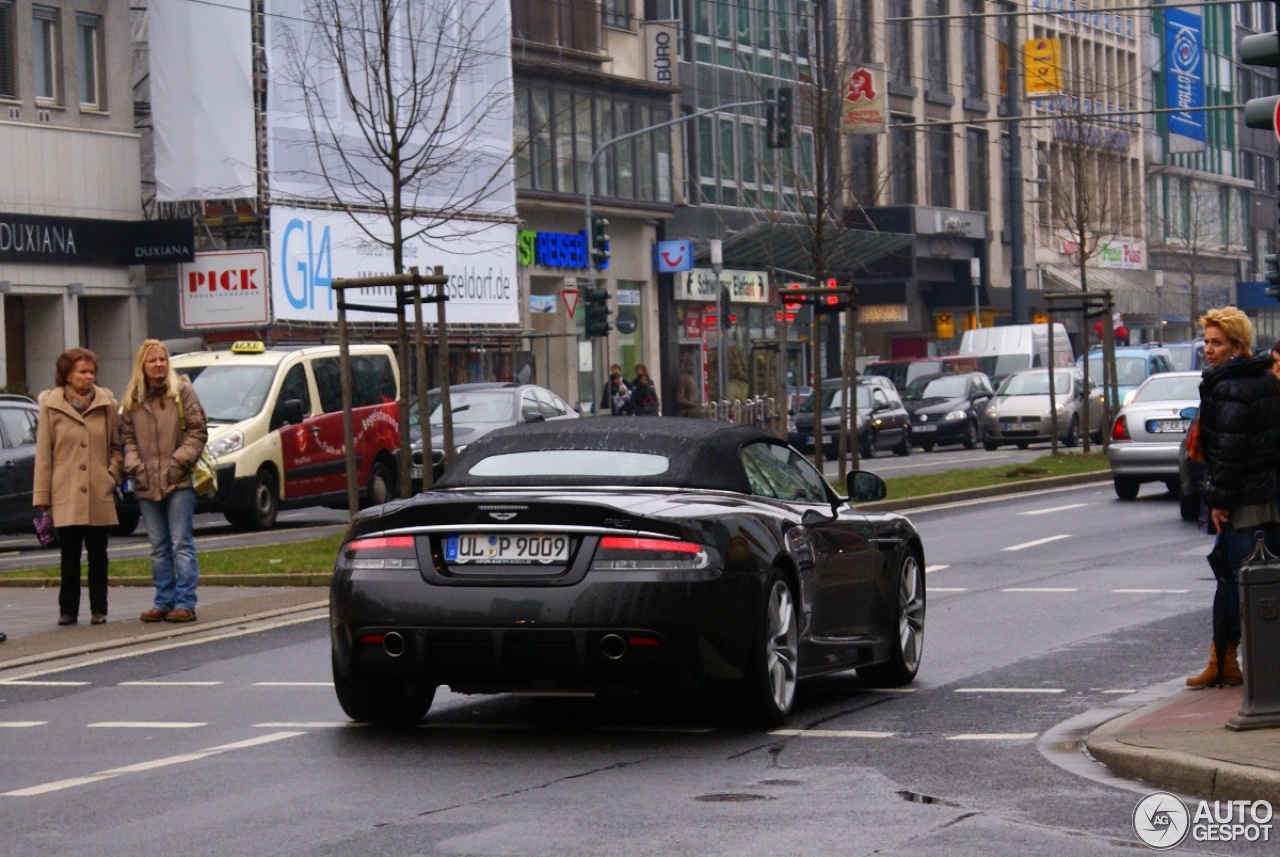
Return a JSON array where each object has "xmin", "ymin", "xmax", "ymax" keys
[
  {"xmin": 979, "ymin": 368, "xmax": 1105, "ymax": 450},
  {"xmin": 1107, "ymin": 371, "xmax": 1202, "ymax": 500},
  {"xmin": 0, "ymin": 394, "xmax": 139, "ymax": 538},
  {"xmin": 409, "ymin": 382, "xmax": 579, "ymax": 484},
  {"xmin": 1163, "ymin": 340, "xmax": 1206, "ymax": 373},
  {"xmin": 788, "ymin": 378, "xmax": 910, "ymax": 458},
  {"xmin": 901, "ymin": 372, "xmax": 996, "ymax": 451},
  {"xmin": 863, "ymin": 355, "xmax": 981, "ymax": 393},
  {"xmin": 1077, "ymin": 345, "xmax": 1175, "ymax": 407},
  {"xmin": 330, "ymin": 418, "xmax": 927, "ymax": 726}
]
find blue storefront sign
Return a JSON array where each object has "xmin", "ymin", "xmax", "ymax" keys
[
  {"xmin": 653, "ymin": 240, "xmax": 695, "ymax": 273},
  {"xmin": 1165, "ymin": 8, "xmax": 1205, "ymax": 147}
]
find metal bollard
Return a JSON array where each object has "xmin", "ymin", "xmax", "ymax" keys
[{"xmin": 1227, "ymin": 558, "xmax": 1280, "ymax": 731}]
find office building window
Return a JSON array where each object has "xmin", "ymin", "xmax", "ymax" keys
[
  {"xmin": 890, "ymin": 116, "xmax": 916, "ymax": 204},
  {"xmin": 76, "ymin": 12, "xmax": 102, "ymax": 109},
  {"xmin": 0, "ymin": 0, "xmax": 14, "ymax": 98},
  {"xmin": 32, "ymin": 5, "xmax": 59, "ymax": 102},
  {"xmin": 967, "ymin": 129, "xmax": 988, "ymax": 212},
  {"xmin": 963, "ymin": 0, "xmax": 984, "ymax": 100},
  {"xmin": 847, "ymin": 0, "xmax": 871, "ymax": 65},
  {"xmin": 925, "ymin": 0, "xmax": 948, "ymax": 93},
  {"xmin": 849, "ymin": 134, "xmax": 877, "ymax": 206},
  {"xmin": 928, "ymin": 125, "xmax": 952, "ymax": 207},
  {"xmin": 887, "ymin": 0, "xmax": 910, "ymax": 84},
  {"xmin": 603, "ymin": 0, "xmax": 632, "ymax": 30}
]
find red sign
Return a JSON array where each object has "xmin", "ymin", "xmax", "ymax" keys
[
  {"xmin": 685, "ymin": 306, "xmax": 704, "ymax": 339},
  {"xmin": 561, "ymin": 287, "xmax": 579, "ymax": 318}
]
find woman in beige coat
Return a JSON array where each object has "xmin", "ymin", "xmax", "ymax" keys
[
  {"xmin": 34, "ymin": 348, "xmax": 124, "ymax": 625},
  {"xmin": 120, "ymin": 340, "xmax": 208, "ymax": 623}
]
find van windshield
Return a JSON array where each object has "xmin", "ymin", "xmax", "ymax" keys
[
  {"xmin": 974, "ymin": 354, "xmax": 1030, "ymax": 380},
  {"xmin": 177, "ymin": 366, "xmax": 277, "ymax": 422}
]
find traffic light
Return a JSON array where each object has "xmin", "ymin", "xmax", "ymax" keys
[
  {"xmin": 1266, "ymin": 254, "xmax": 1280, "ymax": 300},
  {"xmin": 1242, "ymin": 31, "xmax": 1280, "ymax": 132},
  {"xmin": 719, "ymin": 286, "xmax": 733, "ymax": 330},
  {"xmin": 583, "ymin": 286, "xmax": 612, "ymax": 337},
  {"xmin": 765, "ymin": 87, "xmax": 793, "ymax": 149},
  {"xmin": 590, "ymin": 217, "xmax": 610, "ymax": 270}
]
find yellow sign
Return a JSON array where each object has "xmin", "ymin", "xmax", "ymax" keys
[
  {"xmin": 1024, "ymin": 38, "xmax": 1062, "ymax": 98},
  {"xmin": 1033, "ymin": 313, "xmax": 1049, "ymax": 324},
  {"xmin": 935, "ymin": 312, "xmax": 955, "ymax": 340}
]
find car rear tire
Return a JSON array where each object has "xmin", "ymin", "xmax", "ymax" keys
[
  {"xmin": 1016, "ymin": 441, "xmax": 1030, "ymax": 449},
  {"xmin": 1062, "ymin": 416, "xmax": 1079, "ymax": 448},
  {"xmin": 1180, "ymin": 491, "xmax": 1201, "ymax": 522},
  {"xmin": 1164, "ymin": 478, "xmax": 1181, "ymax": 499},
  {"xmin": 113, "ymin": 506, "xmax": 141, "ymax": 536},
  {"xmin": 226, "ymin": 470, "xmax": 279, "ymax": 530},
  {"xmin": 919, "ymin": 441, "xmax": 935, "ymax": 453},
  {"xmin": 366, "ymin": 459, "xmax": 395, "ymax": 507},
  {"xmin": 858, "ymin": 552, "xmax": 925, "ymax": 687},
  {"xmin": 893, "ymin": 431, "xmax": 911, "ymax": 457},
  {"xmin": 861, "ymin": 432, "xmax": 877, "ymax": 460},
  {"xmin": 983, "ymin": 439, "xmax": 999, "ymax": 451},
  {"xmin": 1114, "ymin": 476, "xmax": 1141, "ymax": 500},
  {"xmin": 738, "ymin": 572, "xmax": 799, "ymax": 728},
  {"xmin": 962, "ymin": 421, "xmax": 978, "ymax": 450},
  {"xmin": 334, "ymin": 673, "xmax": 435, "ymax": 725}
]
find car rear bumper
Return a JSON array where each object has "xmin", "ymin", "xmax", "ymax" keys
[
  {"xmin": 330, "ymin": 568, "xmax": 767, "ymax": 695},
  {"xmin": 1108, "ymin": 441, "xmax": 1181, "ymax": 477}
]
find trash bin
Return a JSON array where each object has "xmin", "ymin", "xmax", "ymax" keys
[{"xmin": 1227, "ymin": 559, "xmax": 1280, "ymax": 731}]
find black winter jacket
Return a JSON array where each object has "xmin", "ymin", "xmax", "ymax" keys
[{"xmin": 1199, "ymin": 352, "xmax": 1280, "ymax": 510}]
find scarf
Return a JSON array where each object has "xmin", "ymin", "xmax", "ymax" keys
[{"xmin": 64, "ymin": 386, "xmax": 95, "ymax": 414}]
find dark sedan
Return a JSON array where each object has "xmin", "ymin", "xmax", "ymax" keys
[
  {"xmin": 901, "ymin": 372, "xmax": 995, "ymax": 451},
  {"xmin": 330, "ymin": 418, "xmax": 926, "ymax": 726},
  {"xmin": 788, "ymin": 379, "xmax": 911, "ymax": 459}
]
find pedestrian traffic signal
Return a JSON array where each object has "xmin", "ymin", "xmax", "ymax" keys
[
  {"xmin": 766, "ymin": 87, "xmax": 793, "ymax": 149},
  {"xmin": 1242, "ymin": 31, "xmax": 1280, "ymax": 135},
  {"xmin": 583, "ymin": 286, "xmax": 612, "ymax": 337},
  {"xmin": 590, "ymin": 217, "xmax": 611, "ymax": 270},
  {"xmin": 719, "ymin": 286, "xmax": 733, "ymax": 330},
  {"xmin": 1266, "ymin": 254, "xmax": 1280, "ymax": 300}
]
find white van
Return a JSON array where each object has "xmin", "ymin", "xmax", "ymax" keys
[
  {"xmin": 959, "ymin": 323, "xmax": 1074, "ymax": 384},
  {"xmin": 170, "ymin": 342, "xmax": 400, "ymax": 529}
]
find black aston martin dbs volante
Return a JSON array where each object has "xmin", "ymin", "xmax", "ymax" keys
[{"xmin": 329, "ymin": 418, "xmax": 926, "ymax": 726}]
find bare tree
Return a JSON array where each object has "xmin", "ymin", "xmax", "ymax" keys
[{"xmin": 1148, "ymin": 174, "xmax": 1235, "ymax": 329}]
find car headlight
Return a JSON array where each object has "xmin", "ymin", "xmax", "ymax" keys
[
  {"xmin": 945, "ymin": 409, "xmax": 966, "ymax": 421},
  {"xmin": 985, "ymin": 408, "xmax": 998, "ymax": 420},
  {"xmin": 207, "ymin": 431, "xmax": 243, "ymax": 458}
]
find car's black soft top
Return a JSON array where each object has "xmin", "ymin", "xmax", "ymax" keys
[{"xmin": 434, "ymin": 417, "xmax": 775, "ymax": 492}]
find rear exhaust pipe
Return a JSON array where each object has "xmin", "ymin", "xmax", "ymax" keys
[
  {"xmin": 601, "ymin": 634, "xmax": 628, "ymax": 661},
  {"xmin": 382, "ymin": 631, "xmax": 406, "ymax": 658}
]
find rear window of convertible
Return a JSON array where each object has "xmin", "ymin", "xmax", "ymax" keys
[{"xmin": 466, "ymin": 449, "xmax": 671, "ymax": 479}]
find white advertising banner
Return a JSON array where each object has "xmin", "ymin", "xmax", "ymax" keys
[
  {"xmin": 149, "ymin": 0, "xmax": 256, "ymax": 200},
  {"xmin": 180, "ymin": 250, "xmax": 270, "ymax": 329},
  {"xmin": 270, "ymin": 206, "xmax": 518, "ymax": 325},
  {"xmin": 264, "ymin": 0, "xmax": 516, "ymax": 218}
]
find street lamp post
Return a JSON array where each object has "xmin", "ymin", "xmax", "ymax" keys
[{"xmin": 711, "ymin": 239, "xmax": 726, "ymax": 401}]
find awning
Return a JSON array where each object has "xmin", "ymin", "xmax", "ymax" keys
[
  {"xmin": 1042, "ymin": 266, "xmax": 1166, "ymax": 320},
  {"xmin": 696, "ymin": 221, "xmax": 914, "ymax": 277}
]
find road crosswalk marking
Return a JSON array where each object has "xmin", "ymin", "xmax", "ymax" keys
[
  {"xmin": 118, "ymin": 681, "xmax": 223, "ymax": 687},
  {"xmin": 1003, "ymin": 534, "xmax": 1072, "ymax": 551},
  {"xmin": 1020, "ymin": 504, "xmax": 1088, "ymax": 515},
  {"xmin": 88, "ymin": 722, "xmax": 207, "ymax": 728},
  {"xmin": 946, "ymin": 733, "xmax": 1038, "ymax": 741}
]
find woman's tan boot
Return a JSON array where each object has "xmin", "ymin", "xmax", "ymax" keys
[
  {"xmin": 1221, "ymin": 644, "xmax": 1244, "ymax": 687},
  {"xmin": 1186, "ymin": 644, "xmax": 1221, "ymax": 688}
]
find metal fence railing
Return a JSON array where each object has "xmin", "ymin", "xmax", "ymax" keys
[{"xmin": 706, "ymin": 396, "xmax": 784, "ymax": 436}]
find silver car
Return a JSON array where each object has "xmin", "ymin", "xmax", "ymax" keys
[
  {"xmin": 1107, "ymin": 370, "xmax": 1201, "ymax": 500},
  {"xmin": 980, "ymin": 368, "xmax": 1105, "ymax": 450}
]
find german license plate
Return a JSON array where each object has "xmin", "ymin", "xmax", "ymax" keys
[
  {"xmin": 444, "ymin": 533, "xmax": 569, "ymax": 564},
  {"xmin": 914, "ymin": 424, "xmax": 936, "ymax": 432},
  {"xmin": 1149, "ymin": 419, "xmax": 1190, "ymax": 433}
]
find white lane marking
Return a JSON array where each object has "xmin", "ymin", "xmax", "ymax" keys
[
  {"xmin": 947, "ymin": 733, "xmax": 1038, "ymax": 741},
  {"xmin": 925, "ymin": 564, "xmax": 949, "ymax": 573},
  {"xmin": 88, "ymin": 722, "xmax": 207, "ymax": 728},
  {"xmin": 955, "ymin": 688, "xmax": 1064, "ymax": 694},
  {"xmin": 254, "ymin": 722, "xmax": 363, "ymax": 728},
  {"xmin": 0, "ymin": 680, "xmax": 89, "ymax": 686},
  {"xmin": 252, "ymin": 681, "xmax": 334, "ymax": 687},
  {"xmin": 118, "ymin": 681, "xmax": 223, "ymax": 687},
  {"xmin": 770, "ymin": 729, "xmax": 895, "ymax": 739},
  {"xmin": 2, "ymin": 731, "xmax": 304, "ymax": 796},
  {"xmin": 1104, "ymin": 690, "xmax": 1137, "ymax": 695},
  {"xmin": 1003, "ymin": 534, "xmax": 1072, "ymax": 551},
  {"xmin": 1002, "ymin": 587, "xmax": 1077, "ymax": 593},
  {"xmin": 863, "ymin": 687, "xmax": 916, "ymax": 693},
  {"xmin": 0, "ymin": 722, "xmax": 46, "ymax": 728},
  {"xmin": 1112, "ymin": 589, "xmax": 1190, "ymax": 594},
  {"xmin": 930, "ymin": 587, "xmax": 968, "ymax": 592},
  {"xmin": 1020, "ymin": 503, "xmax": 1089, "ymax": 515}
]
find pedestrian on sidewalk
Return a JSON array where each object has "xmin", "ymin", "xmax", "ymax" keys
[
  {"xmin": 33, "ymin": 348, "xmax": 124, "ymax": 627},
  {"xmin": 120, "ymin": 340, "xmax": 208, "ymax": 624},
  {"xmin": 630, "ymin": 371, "xmax": 660, "ymax": 416},
  {"xmin": 601, "ymin": 364, "xmax": 631, "ymax": 415},
  {"xmin": 1186, "ymin": 307, "xmax": 1280, "ymax": 688}
]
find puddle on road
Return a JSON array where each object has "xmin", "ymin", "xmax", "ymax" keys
[{"xmin": 694, "ymin": 793, "xmax": 774, "ymax": 803}]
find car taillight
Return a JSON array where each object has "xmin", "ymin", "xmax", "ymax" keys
[
  {"xmin": 591, "ymin": 536, "xmax": 711, "ymax": 571},
  {"xmin": 343, "ymin": 535, "xmax": 417, "ymax": 569},
  {"xmin": 1112, "ymin": 415, "xmax": 1130, "ymax": 442}
]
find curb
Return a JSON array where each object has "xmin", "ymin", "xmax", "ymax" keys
[
  {"xmin": 860, "ymin": 470, "xmax": 1112, "ymax": 513},
  {"xmin": 0, "ymin": 574, "xmax": 334, "ymax": 588},
  {"xmin": 1086, "ymin": 702, "xmax": 1280, "ymax": 805}
]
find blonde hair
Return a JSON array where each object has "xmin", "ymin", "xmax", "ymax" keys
[
  {"xmin": 1200, "ymin": 307, "xmax": 1253, "ymax": 357},
  {"xmin": 122, "ymin": 339, "xmax": 182, "ymax": 410}
]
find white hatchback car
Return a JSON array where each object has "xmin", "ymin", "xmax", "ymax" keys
[{"xmin": 1107, "ymin": 370, "xmax": 1202, "ymax": 500}]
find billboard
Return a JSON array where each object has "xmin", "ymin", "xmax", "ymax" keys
[
  {"xmin": 841, "ymin": 66, "xmax": 888, "ymax": 134},
  {"xmin": 1165, "ymin": 8, "xmax": 1206, "ymax": 150},
  {"xmin": 180, "ymin": 250, "xmax": 271, "ymax": 329},
  {"xmin": 1024, "ymin": 39, "xmax": 1062, "ymax": 98}
]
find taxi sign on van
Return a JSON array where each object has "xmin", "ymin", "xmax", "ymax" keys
[{"xmin": 231, "ymin": 341, "xmax": 266, "ymax": 354}]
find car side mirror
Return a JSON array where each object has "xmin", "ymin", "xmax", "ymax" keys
[
  {"xmin": 846, "ymin": 470, "xmax": 887, "ymax": 503},
  {"xmin": 272, "ymin": 398, "xmax": 305, "ymax": 430},
  {"xmin": 524, "ymin": 412, "xmax": 546, "ymax": 423}
]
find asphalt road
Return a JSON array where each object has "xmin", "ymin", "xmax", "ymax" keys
[{"xmin": 1, "ymin": 480, "xmax": 1264, "ymax": 856}]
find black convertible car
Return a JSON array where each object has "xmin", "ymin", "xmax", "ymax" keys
[{"xmin": 330, "ymin": 419, "xmax": 926, "ymax": 726}]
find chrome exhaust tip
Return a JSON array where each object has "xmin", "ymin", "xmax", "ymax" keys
[
  {"xmin": 382, "ymin": 631, "xmax": 406, "ymax": 658},
  {"xmin": 601, "ymin": 633, "xmax": 628, "ymax": 661}
]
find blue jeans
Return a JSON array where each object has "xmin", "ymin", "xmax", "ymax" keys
[
  {"xmin": 1213, "ymin": 525, "xmax": 1280, "ymax": 646},
  {"xmin": 139, "ymin": 489, "xmax": 199, "ymax": 611}
]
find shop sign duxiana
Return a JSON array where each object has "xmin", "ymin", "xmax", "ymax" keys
[{"xmin": 0, "ymin": 213, "xmax": 195, "ymax": 266}]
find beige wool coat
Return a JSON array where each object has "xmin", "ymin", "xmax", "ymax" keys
[
  {"xmin": 33, "ymin": 386, "xmax": 125, "ymax": 528},
  {"xmin": 120, "ymin": 379, "xmax": 208, "ymax": 502}
]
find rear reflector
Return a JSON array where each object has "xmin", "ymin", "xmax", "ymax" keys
[
  {"xmin": 592, "ymin": 535, "xmax": 710, "ymax": 571},
  {"xmin": 348, "ymin": 536, "xmax": 415, "ymax": 552},
  {"xmin": 627, "ymin": 636, "xmax": 661, "ymax": 647},
  {"xmin": 358, "ymin": 633, "xmax": 386, "ymax": 646}
]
